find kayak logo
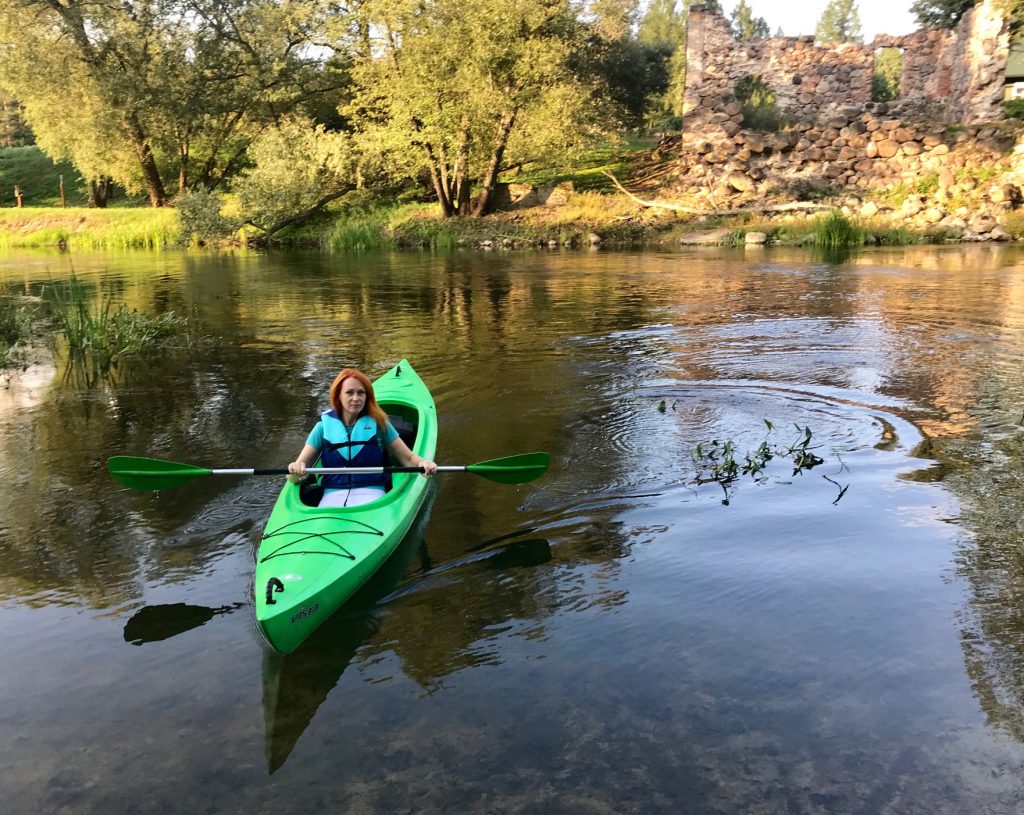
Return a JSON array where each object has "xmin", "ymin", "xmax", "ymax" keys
[{"xmin": 291, "ymin": 604, "xmax": 319, "ymax": 624}]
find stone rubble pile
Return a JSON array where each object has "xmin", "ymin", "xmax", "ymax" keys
[{"xmin": 671, "ymin": 106, "xmax": 1024, "ymax": 241}]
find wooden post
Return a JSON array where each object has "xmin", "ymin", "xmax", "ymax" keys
[
  {"xmin": 14, "ymin": 185, "xmax": 22, "ymax": 208},
  {"xmin": 59, "ymin": 175, "xmax": 66, "ymax": 208}
]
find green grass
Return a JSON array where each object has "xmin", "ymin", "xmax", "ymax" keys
[
  {"xmin": 0, "ymin": 207, "xmax": 180, "ymax": 250},
  {"xmin": 0, "ymin": 145, "xmax": 148, "ymax": 208},
  {"xmin": 0, "ymin": 146, "xmax": 85, "ymax": 207}
]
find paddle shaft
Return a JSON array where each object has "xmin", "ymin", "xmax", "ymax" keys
[{"xmin": 214, "ymin": 466, "xmax": 458, "ymax": 476}]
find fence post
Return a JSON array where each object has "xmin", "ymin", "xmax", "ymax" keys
[{"xmin": 14, "ymin": 185, "xmax": 22, "ymax": 208}]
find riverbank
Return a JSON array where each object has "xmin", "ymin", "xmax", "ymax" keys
[
  {"xmin": 0, "ymin": 208, "xmax": 179, "ymax": 250},
  {"xmin": 1, "ymin": 193, "xmax": 1022, "ymax": 253}
]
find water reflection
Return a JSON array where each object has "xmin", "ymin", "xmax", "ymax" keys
[{"xmin": 5, "ymin": 247, "xmax": 1024, "ymax": 810}]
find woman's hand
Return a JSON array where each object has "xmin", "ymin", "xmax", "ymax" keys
[
  {"xmin": 287, "ymin": 460, "xmax": 307, "ymax": 484},
  {"xmin": 418, "ymin": 458, "xmax": 438, "ymax": 476}
]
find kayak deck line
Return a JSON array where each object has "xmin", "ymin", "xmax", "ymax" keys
[{"xmin": 259, "ymin": 516, "xmax": 385, "ymax": 563}]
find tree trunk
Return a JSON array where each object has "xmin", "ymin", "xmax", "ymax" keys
[
  {"xmin": 453, "ymin": 117, "xmax": 472, "ymax": 215},
  {"xmin": 178, "ymin": 134, "xmax": 189, "ymax": 194},
  {"xmin": 420, "ymin": 142, "xmax": 454, "ymax": 217},
  {"xmin": 89, "ymin": 177, "xmax": 112, "ymax": 208},
  {"xmin": 472, "ymin": 109, "xmax": 518, "ymax": 218},
  {"xmin": 125, "ymin": 113, "xmax": 168, "ymax": 206}
]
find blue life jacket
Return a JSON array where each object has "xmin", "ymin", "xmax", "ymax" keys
[{"xmin": 317, "ymin": 411, "xmax": 387, "ymax": 490}]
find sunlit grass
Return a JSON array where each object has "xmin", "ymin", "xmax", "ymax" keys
[{"xmin": 0, "ymin": 208, "xmax": 179, "ymax": 250}]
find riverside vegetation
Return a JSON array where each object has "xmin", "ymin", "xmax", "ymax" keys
[
  {"xmin": 0, "ymin": 1, "xmax": 1022, "ymax": 251},
  {"xmin": 1, "ymin": 278, "xmax": 193, "ymax": 373}
]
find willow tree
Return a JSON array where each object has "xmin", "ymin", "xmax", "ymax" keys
[
  {"xmin": 0, "ymin": 0, "xmax": 341, "ymax": 206},
  {"xmin": 349, "ymin": 0, "xmax": 611, "ymax": 217}
]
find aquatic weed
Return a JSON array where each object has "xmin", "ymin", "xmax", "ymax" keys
[{"xmin": 691, "ymin": 419, "xmax": 845, "ymax": 505}]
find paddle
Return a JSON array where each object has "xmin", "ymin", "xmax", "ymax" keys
[{"xmin": 107, "ymin": 452, "xmax": 550, "ymax": 491}]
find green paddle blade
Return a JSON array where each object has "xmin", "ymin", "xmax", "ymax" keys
[
  {"xmin": 466, "ymin": 452, "xmax": 550, "ymax": 484},
  {"xmin": 108, "ymin": 456, "xmax": 213, "ymax": 491}
]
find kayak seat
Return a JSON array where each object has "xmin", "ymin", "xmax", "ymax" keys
[
  {"xmin": 299, "ymin": 474, "xmax": 324, "ymax": 507},
  {"xmin": 388, "ymin": 414, "xmax": 418, "ymax": 448}
]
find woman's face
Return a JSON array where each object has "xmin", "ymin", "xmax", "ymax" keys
[{"xmin": 339, "ymin": 377, "xmax": 367, "ymax": 418}]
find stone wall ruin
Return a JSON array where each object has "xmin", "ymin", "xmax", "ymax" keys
[{"xmin": 683, "ymin": 0, "xmax": 1010, "ymax": 128}]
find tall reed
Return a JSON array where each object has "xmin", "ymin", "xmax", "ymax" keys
[
  {"xmin": 47, "ymin": 276, "xmax": 188, "ymax": 365},
  {"xmin": 810, "ymin": 211, "xmax": 868, "ymax": 249}
]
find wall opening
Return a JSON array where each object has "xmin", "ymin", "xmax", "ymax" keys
[
  {"xmin": 872, "ymin": 47, "xmax": 903, "ymax": 102},
  {"xmin": 735, "ymin": 74, "xmax": 785, "ymax": 131}
]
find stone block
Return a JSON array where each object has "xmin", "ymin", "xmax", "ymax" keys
[{"xmin": 876, "ymin": 140, "xmax": 900, "ymax": 159}]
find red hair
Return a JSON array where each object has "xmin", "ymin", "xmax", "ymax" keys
[{"xmin": 329, "ymin": 368, "xmax": 388, "ymax": 427}]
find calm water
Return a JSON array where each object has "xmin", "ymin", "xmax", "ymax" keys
[{"xmin": 4, "ymin": 246, "xmax": 1024, "ymax": 812}]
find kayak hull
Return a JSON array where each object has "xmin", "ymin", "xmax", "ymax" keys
[{"xmin": 254, "ymin": 359, "xmax": 437, "ymax": 653}]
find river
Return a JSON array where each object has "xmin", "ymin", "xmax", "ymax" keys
[{"xmin": 3, "ymin": 245, "xmax": 1024, "ymax": 812}]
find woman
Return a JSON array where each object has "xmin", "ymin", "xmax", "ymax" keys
[{"xmin": 287, "ymin": 368, "xmax": 437, "ymax": 507}]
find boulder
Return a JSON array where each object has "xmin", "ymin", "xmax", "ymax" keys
[
  {"xmin": 679, "ymin": 228, "xmax": 735, "ymax": 245},
  {"xmin": 725, "ymin": 172, "xmax": 754, "ymax": 192},
  {"xmin": 876, "ymin": 140, "xmax": 900, "ymax": 159}
]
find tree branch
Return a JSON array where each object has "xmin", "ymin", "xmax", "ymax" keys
[{"xmin": 601, "ymin": 171, "xmax": 833, "ymax": 216}]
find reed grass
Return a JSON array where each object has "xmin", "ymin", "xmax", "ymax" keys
[
  {"xmin": 0, "ymin": 297, "xmax": 32, "ymax": 365},
  {"xmin": 809, "ymin": 211, "xmax": 868, "ymax": 249},
  {"xmin": 47, "ymin": 276, "xmax": 189, "ymax": 365}
]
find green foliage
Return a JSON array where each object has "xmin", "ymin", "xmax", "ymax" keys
[
  {"xmin": 350, "ymin": 0, "xmax": 614, "ymax": 218},
  {"xmin": 0, "ymin": 0, "xmax": 342, "ymax": 205},
  {"xmin": 872, "ymin": 48, "xmax": 903, "ymax": 102},
  {"xmin": 731, "ymin": 0, "xmax": 770, "ymax": 40},
  {"xmin": 1006, "ymin": 99, "xmax": 1024, "ymax": 120},
  {"xmin": 593, "ymin": 39, "xmax": 672, "ymax": 130},
  {"xmin": 816, "ymin": 0, "xmax": 864, "ymax": 43},
  {"xmin": 232, "ymin": 118, "xmax": 361, "ymax": 240},
  {"xmin": 176, "ymin": 189, "xmax": 239, "ymax": 246},
  {"xmin": 0, "ymin": 92, "xmax": 32, "ymax": 148},
  {"xmin": 915, "ymin": 173, "xmax": 940, "ymax": 195},
  {"xmin": 637, "ymin": 0, "xmax": 687, "ymax": 48},
  {"xmin": 691, "ymin": 421, "xmax": 836, "ymax": 506},
  {"xmin": 910, "ymin": 0, "xmax": 976, "ymax": 28},
  {"xmin": 735, "ymin": 75, "xmax": 786, "ymax": 131}
]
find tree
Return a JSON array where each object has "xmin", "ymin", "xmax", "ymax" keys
[
  {"xmin": 638, "ymin": 0, "xmax": 687, "ymax": 47},
  {"xmin": 350, "ymin": 0, "xmax": 612, "ymax": 218},
  {"xmin": 815, "ymin": 0, "xmax": 863, "ymax": 43},
  {"xmin": 910, "ymin": 0, "xmax": 976, "ymax": 27},
  {"xmin": 0, "ymin": 0, "xmax": 343, "ymax": 207},
  {"xmin": 731, "ymin": 0, "xmax": 770, "ymax": 40},
  {"xmin": 589, "ymin": 0, "xmax": 640, "ymax": 41}
]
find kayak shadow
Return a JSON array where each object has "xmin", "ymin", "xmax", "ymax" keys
[
  {"xmin": 261, "ymin": 499, "xmax": 553, "ymax": 774},
  {"xmin": 123, "ymin": 602, "xmax": 247, "ymax": 645},
  {"xmin": 261, "ymin": 486, "xmax": 437, "ymax": 774}
]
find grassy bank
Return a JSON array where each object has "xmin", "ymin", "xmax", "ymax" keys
[{"xmin": 0, "ymin": 208, "xmax": 180, "ymax": 250}]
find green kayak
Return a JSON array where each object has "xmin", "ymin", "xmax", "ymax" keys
[{"xmin": 254, "ymin": 359, "xmax": 437, "ymax": 654}]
